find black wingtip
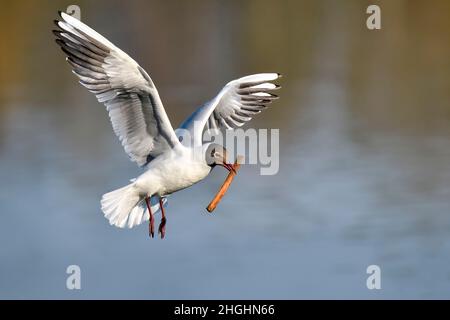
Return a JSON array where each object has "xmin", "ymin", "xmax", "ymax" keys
[
  {"xmin": 53, "ymin": 19, "xmax": 60, "ymax": 28},
  {"xmin": 57, "ymin": 10, "xmax": 63, "ymax": 18},
  {"xmin": 277, "ymin": 73, "xmax": 283, "ymax": 78},
  {"xmin": 60, "ymin": 46, "xmax": 72, "ymax": 57},
  {"xmin": 55, "ymin": 40, "xmax": 66, "ymax": 50}
]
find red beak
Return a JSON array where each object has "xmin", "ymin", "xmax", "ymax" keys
[{"xmin": 221, "ymin": 162, "xmax": 236, "ymax": 174}]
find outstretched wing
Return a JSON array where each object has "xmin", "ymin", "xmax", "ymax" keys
[
  {"xmin": 178, "ymin": 73, "xmax": 281, "ymax": 146},
  {"xmin": 54, "ymin": 11, "xmax": 180, "ymax": 166}
]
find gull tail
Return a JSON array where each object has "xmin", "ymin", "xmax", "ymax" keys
[{"xmin": 100, "ymin": 182, "xmax": 167, "ymax": 229}]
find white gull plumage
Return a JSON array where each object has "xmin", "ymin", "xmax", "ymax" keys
[{"xmin": 54, "ymin": 11, "xmax": 281, "ymax": 235}]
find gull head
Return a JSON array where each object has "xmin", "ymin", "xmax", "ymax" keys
[{"xmin": 204, "ymin": 143, "xmax": 235, "ymax": 173}]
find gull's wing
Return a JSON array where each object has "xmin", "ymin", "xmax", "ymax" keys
[
  {"xmin": 178, "ymin": 73, "xmax": 281, "ymax": 146},
  {"xmin": 54, "ymin": 11, "xmax": 180, "ymax": 166}
]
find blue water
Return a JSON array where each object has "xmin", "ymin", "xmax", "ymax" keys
[{"xmin": 1, "ymin": 0, "xmax": 450, "ymax": 299}]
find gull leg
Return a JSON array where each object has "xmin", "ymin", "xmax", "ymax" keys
[
  {"xmin": 158, "ymin": 198, "xmax": 167, "ymax": 239},
  {"xmin": 145, "ymin": 197, "xmax": 154, "ymax": 238}
]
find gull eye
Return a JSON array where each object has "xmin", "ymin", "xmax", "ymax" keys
[{"xmin": 210, "ymin": 148, "xmax": 215, "ymax": 158}]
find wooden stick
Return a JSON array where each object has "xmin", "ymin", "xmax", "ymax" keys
[{"xmin": 206, "ymin": 155, "xmax": 244, "ymax": 213}]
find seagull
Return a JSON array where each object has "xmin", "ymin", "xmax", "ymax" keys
[{"xmin": 53, "ymin": 11, "xmax": 281, "ymax": 238}]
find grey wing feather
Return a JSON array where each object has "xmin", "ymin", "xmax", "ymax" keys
[
  {"xmin": 178, "ymin": 73, "xmax": 281, "ymax": 146},
  {"xmin": 54, "ymin": 11, "xmax": 179, "ymax": 166}
]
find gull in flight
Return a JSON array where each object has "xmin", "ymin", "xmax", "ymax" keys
[{"xmin": 53, "ymin": 11, "xmax": 281, "ymax": 238}]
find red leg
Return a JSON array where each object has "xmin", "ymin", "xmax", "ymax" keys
[
  {"xmin": 145, "ymin": 197, "xmax": 154, "ymax": 238},
  {"xmin": 158, "ymin": 198, "xmax": 167, "ymax": 239}
]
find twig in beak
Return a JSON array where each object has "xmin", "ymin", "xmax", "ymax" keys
[
  {"xmin": 223, "ymin": 163, "xmax": 236, "ymax": 174},
  {"xmin": 207, "ymin": 155, "xmax": 244, "ymax": 213}
]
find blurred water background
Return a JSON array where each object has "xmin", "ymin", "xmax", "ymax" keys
[{"xmin": 1, "ymin": 0, "xmax": 450, "ymax": 299}]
